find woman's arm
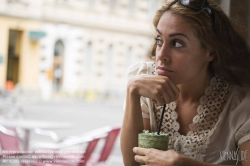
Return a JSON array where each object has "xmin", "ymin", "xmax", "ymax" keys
[
  {"xmin": 143, "ymin": 118, "xmax": 151, "ymax": 131},
  {"xmin": 240, "ymin": 140, "xmax": 250, "ymax": 166},
  {"xmin": 133, "ymin": 147, "xmax": 236, "ymax": 166},
  {"xmin": 121, "ymin": 75, "xmax": 179, "ymax": 165},
  {"xmin": 120, "ymin": 81, "xmax": 144, "ymax": 166}
]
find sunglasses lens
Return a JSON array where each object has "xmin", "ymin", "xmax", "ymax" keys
[{"xmin": 180, "ymin": 0, "xmax": 205, "ymax": 10}]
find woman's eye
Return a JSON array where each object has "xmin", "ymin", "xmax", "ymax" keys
[
  {"xmin": 173, "ymin": 41, "xmax": 183, "ymax": 48},
  {"xmin": 155, "ymin": 37, "xmax": 163, "ymax": 46}
]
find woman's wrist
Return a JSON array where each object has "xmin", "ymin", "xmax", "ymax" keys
[
  {"xmin": 172, "ymin": 152, "xmax": 186, "ymax": 166},
  {"xmin": 127, "ymin": 78, "xmax": 141, "ymax": 99},
  {"xmin": 176, "ymin": 154, "xmax": 184, "ymax": 166},
  {"xmin": 174, "ymin": 153, "xmax": 214, "ymax": 166}
]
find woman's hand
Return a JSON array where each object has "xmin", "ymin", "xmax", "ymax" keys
[
  {"xmin": 133, "ymin": 147, "xmax": 181, "ymax": 166},
  {"xmin": 128, "ymin": 75, "xmax": 179, "ymax": 106}
]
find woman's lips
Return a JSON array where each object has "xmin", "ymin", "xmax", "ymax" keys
[{"xmin": 156, "ymin": 66, "xmax": 173, "ymax": 76}]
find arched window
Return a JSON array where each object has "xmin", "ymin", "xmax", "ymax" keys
[
  {"xmin": 53, "ymin": 40, "xmax": 64, "ymax": 91},
  {"xmin": 54, "ymin": 40, "xmax": 64, "ymax": 57}
]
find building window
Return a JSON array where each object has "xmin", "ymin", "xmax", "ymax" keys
[
  {"xmin": 109, "ymin": 0, "xmax": 116, "ymax": 11},
  {"xmin": 87, "ymin": 0, "xmax": 95, "ymax": 8},
  {"xmin": 53, "ymin": 40, "xmax": 64, "ymax": 91},
  {"xmin": 57, "ymin": 0, "xmax": 67, "ymax": 3},
  {"xmin": 126, "ymin": 46, "xmax": 132, "ymax": 69},
  {"xmin": 148, "ymin": 0, "xmax": 158, "ymax": 17},
  {"xmin": 85, "ymin": 42, "xmax": 92, "ymax": 75},
  {"xmin": 7, "ymin": 0, "xmax": 28, "ymax": 5},
  {"xmin": 54, "ymin": 40, "xmax": 64, "ymax": 56},
  {"xmin": 128, "ymin": 0, "xmax": 135, "ymax": 13},
  {"xmin": 106, "ymin": 44, "xmax": 113, "ymax": 76}
]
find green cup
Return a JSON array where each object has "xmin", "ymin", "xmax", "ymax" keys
[{"xmin": 138, "ymin": 133, "xmax": 169, "ymax": 165}]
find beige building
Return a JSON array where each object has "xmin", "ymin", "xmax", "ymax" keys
[{"xmin": 0, "ymin": 15, "xmax": 43, "ymax": 93}]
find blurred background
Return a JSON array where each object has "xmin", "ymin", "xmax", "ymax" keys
[{"xmin": 0, "ymin": 0, "xmax": 249, "ymax": 165}]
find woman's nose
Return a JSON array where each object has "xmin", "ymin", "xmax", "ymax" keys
[{"xmin": 157, "ymin": 45, "xmax": 170, "ymax": 62}]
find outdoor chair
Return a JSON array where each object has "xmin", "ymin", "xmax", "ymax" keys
[
  {"xmin": 0, "ymin": 125, "xmax": 27, "ymax": 166},
  {"xmin": 31, "ymin": 125, "xmax": 121, "ymax": 166},
  {"xmin": 0, "ymin": 126, "xmax": 21, "ymax": 151},
  {"xmin": 0, "ymin": 125, "xmax": 61, "ymax": 165},
  {"xmin": 87, "ymin": 126, "xmax": 120, "ymax": 165}
]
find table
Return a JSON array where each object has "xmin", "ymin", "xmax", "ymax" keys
[{"xmin": 0, "ymin": 119, "xmax": 72, "ymax": 150}]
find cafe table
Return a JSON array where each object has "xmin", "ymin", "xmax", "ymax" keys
[{"xmin": 0, "ymin": 118, "xmax": 72, "ymax": 150}]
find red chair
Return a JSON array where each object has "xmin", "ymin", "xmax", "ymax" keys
[
  {"xmin": 31, "ymin": 126, "xmax": 121, "ymax": 166},
  {"xmin": 0, "ymin": 126, "xmax": 27, "ymax": 166},
  {"xmin": 83, "ymin": 137, "xmax": 102, "ymax": 164},
  {"xmin": 87, "ymin": 126, "xmax": 120, "ymax": 165},
  {"xmin": 0, "ymin": 126, "xmax": 64, "ymax": 166},
  {"xmin": 31, "ymin": 136, "xmax": 101, "ymax": 166},
  {"xmin": 0, "ymin": 127, "xmax": 20, "ymax": 151}
]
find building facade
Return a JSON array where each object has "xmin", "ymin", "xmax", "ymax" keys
[
  {"xmin": 39, "ymin": 0, "xmax": 166, "ymax": 100},
  {"xmin": 0, "ymin": 0, "xmax": 249, "ymax": 100}
]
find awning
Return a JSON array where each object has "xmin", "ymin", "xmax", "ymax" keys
[{"xmin": 29, "ymin": 31, "xmax": 46, "ymax": 40}]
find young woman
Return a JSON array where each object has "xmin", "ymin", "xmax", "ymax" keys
[{"xmin": 121, "ymin": 0, "xmax": 250, "ymax": 165}]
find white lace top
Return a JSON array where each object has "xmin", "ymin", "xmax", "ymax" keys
[{"xmin": 127, "ymin": 61, "xmax": 250, "ymax": 165}]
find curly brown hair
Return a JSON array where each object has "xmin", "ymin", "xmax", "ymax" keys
[{"xmin": 151, "ymin": 0, "xmax": 250, "ymax": 87}]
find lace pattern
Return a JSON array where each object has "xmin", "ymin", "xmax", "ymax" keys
[{"xmin": 154, "ymin": 76, "xmax": 230, "ymax": 161}]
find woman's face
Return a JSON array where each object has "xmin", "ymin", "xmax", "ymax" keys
[{"xmin": 155, "ymin": 11, "xmax": 213, "ymax": 85}]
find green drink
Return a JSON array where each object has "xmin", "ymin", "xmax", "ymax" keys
[{"xmin": 138, "ymin": 130, "xmax": 169, "ymax": 165}]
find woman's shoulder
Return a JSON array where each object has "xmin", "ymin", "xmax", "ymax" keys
[
  {"xmin": 229, "ymin": 85, "xmax": 250, "ymax": 104},
  {"xmin": 225, "ymin": 85, "xmax": 250, "ymax": 146},
  {"xmin": 126, "ymin": 61, "xmax": 156, "ymax": 79},
  {"xmin": 226, "ymin": 85, "xmax": 250, "ymax": 115}
]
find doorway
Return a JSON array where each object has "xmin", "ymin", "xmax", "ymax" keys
[{"xmin": 6, "ymin": 30, "xmax": 21, "ymax": 88}]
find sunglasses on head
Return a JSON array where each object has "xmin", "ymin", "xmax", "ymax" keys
[
  {"xmin": 180, "ymin": 0, "xmax": 213, "ymax": 16},
  {"xmin": 169, "ymin": 0, "xmax": 215, "ymax": 30}
]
